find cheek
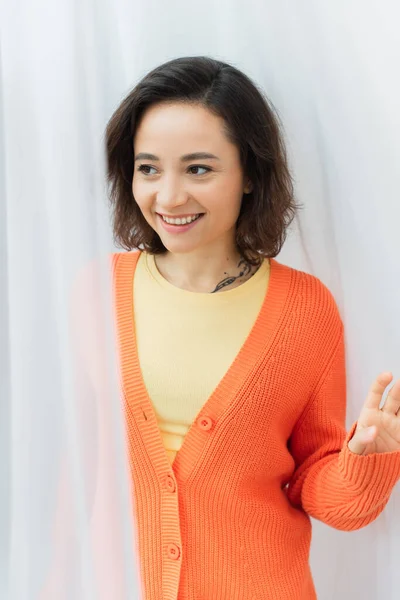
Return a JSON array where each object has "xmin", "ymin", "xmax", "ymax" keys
[
  {"xmin": 206, "ymin": 180, "xmax": 243, "ymax": 217},
  {"xmin": 132, "ymin": 181, "xmax": 151, "ymax": 213}
]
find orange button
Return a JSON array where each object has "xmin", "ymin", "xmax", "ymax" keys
[
  {"xmin": 167, "ymin": 543, "xmax": 181, "ymax": 560},
  {"xmin": 165, "ymin": 474, "xmax": 176, "ymax": 493},
  {"xmin": 198, "ymin": 416, "xmax": 213, "ymax": 431}
]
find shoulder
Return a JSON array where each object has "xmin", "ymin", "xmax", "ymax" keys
[
  {"xmin": 274, "ymin": 259, "xmax": 343, "ymax": 336},
  {"xmin": 68, "ymin": 251, "xmax": 137, "ymax": 317},
  {"xmin": 110, "ymin": 250, "xmax": 141, "ymax": 276}
]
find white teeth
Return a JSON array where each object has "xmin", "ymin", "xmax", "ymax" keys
[{"xmin": 162, "ymin": 214, "xmax": 200, "ymax": 225}]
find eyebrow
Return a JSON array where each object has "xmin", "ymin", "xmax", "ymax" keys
[{"xmin": 134, "ymin": 152, "xmax": 220, "ymax": 162}]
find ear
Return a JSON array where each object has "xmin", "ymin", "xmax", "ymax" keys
[{"xmin": 243, "ymin": 179, "xmax": 253, "ymax": 194}]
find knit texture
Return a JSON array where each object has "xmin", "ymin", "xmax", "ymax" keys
[
  {"xmin": 112, "ymin": 251, "xmax": 400, "ymax": 600},
  {"xmin": 133, "ymin": 251, "xmax": 269, "ymax": 465}
]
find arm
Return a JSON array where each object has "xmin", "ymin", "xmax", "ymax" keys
[
  {"xmin": 287, "ymin": 326, "xmax": 400, "ymax": 531},
  {"xmin": 38, "ymin": 262, "xmax": 101, "ymax": 599},
  {"xmin": 38, "ymin": 256, "xmax": 139, "ymax": 600}
]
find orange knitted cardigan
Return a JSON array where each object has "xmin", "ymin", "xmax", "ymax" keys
[{"xmin": 112, "ymin": 251, "xmax": 400, "ymax": 600}]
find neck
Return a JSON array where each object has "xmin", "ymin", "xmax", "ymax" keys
[{"xmin": 154, "ymin": 241, "xmax": 256, "ymax": 293}]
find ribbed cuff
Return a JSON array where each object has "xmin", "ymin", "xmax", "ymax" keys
[{"xmin": 338, "ymin": 421, "xmax": 400, "ymax": 495}]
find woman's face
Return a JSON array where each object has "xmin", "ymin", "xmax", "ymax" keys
[{"xmin": 132, "ymin": 102, "xmax": 252, "ymax": 255}]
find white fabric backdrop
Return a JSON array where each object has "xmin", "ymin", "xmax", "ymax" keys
[{"xmin": 1, "ymin": 0, "xmax": 399, "ymax": 598}]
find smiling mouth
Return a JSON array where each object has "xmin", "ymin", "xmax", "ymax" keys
[{"xmin": 158, "ymin": 213, "xmax": 203, "ymax": 226}]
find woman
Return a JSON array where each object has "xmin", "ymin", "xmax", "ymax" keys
[{"xmin": 106, "ymin": 56, "xmax": 400, "ymax": 600}]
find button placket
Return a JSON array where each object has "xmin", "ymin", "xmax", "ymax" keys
[
  {"xmin": 165, "ymin": 473, "xmax": 176, "ymax": 493},
  {"xmin": 197, "ymin": 416, "xmax": 213, "ymax": 431},
  {"xmin": 167, "ymin": 543, "xmax": 181, "ymax": 560}
]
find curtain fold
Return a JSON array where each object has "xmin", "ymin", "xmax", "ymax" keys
[{"xmin": 1, "ymin": 1, "xmax": 399, "ymax": 598}]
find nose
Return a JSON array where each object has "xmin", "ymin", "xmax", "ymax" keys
[{"xmin": 156, "ymin": 175, "xmax": 188, "ymax": 211}]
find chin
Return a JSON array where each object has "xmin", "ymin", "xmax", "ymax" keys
[
  {"xmin": 159, "ymin": 239, "xmax": 201, "ymax": 255},
  {"xmin": 155, "ymin": 230, "xmax": 203, "ymax": 253}
]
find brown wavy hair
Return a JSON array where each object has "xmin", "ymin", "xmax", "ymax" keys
[{"xmin": 105, "ymin": 56, "xmax": 301, "ymax": 264}]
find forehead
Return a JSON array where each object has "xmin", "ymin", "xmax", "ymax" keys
[{"xmin": 134, "ymin": 102, "xmax": 230, "ymax": 148}]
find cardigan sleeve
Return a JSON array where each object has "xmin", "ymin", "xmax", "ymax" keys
[{"xmin": 287, "ymin": 325, "xmax": 400, "ymax": 531}]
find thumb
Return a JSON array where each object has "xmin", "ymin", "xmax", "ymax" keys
[{"xmin": 347, "ymin": 425, "xmax": 377, "ymax": 455}]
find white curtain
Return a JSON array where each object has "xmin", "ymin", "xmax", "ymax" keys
[{"xmin": 1, "ymin": 1, "xmax": 399, "ymax": 598}]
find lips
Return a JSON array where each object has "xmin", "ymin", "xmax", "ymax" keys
[
  {"xmin": 159, "ymin": 213, "xmax": 202, "ymax": 226},
  {"xmin": 157, "ymin": 212, "xmax": 205, "ymax": 233}
]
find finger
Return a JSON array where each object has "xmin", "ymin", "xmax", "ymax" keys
[
  {"xmin": 363, "ymin": 372, "xmax": 393, "ymax": 410},
  {"xmin": 381, "ymin": 378, "xmax": 400, "ymax": 415},
  {"xmin": 348, "ymin": 426, "xmax": 377, "ymax": 455}
]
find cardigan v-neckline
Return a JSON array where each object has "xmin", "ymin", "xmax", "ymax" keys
[{"xmin": 113, "ymin": 251, "xmax": 292, "ymax": 483}]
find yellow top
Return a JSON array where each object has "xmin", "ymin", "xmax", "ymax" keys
[{"xmin": 133, "ymin": 251, "xmax": 270, "ymax": 464}]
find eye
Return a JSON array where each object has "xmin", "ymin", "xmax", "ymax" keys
[
  {"xmin": 137, "ymin": 164, "xmax": 157, "ymax": 175},
  {"xmin": 137, "ymin": 164, "xmax": 211, "ymax": 176},
  {"xmin": 188, "ymin": 165, "xmax": 211, "ymax": 175}
]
